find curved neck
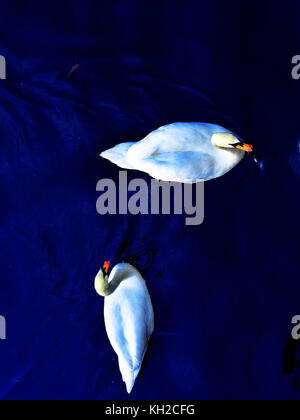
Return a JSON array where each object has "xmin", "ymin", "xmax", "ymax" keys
[{"xmin": 95, "ymin": 270, "xmax": 124, "ymax": 297}]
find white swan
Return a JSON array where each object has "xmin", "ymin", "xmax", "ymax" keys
[
  {"xmin": 101, "ymin": 122, "xmax": 253, "ymax": 182},
  {"xmin": 95, "ymin": 262, "xmax": 154, "ymax": 393}
]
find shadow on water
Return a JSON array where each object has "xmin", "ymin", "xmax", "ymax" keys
[
  {"xmin": 114, "ymin": 238, "xmax": 158, "ymax": 277},
  {"xmin": 283, "ymin": 337, "xmax": 299, "ymax": 390}
]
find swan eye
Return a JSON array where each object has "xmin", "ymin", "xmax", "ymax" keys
[{"xmin": 103, "ymin": 261, "xmax": 111, "ymax": 275}]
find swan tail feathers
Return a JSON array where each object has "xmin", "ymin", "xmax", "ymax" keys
[
  {"xmin": 118, "ymin": 356, "xmax": 141, "ymax": 394},
  {"xmin": 100, "ymin": 142, "xmax": 135, "ymax": 170}
]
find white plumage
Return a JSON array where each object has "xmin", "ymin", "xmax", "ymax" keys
[
  {"xmin": 101, "ymin": 122, "xmax": 252, "ymax": 183},
  {"xmin": 95, "ymin": 263, "xmax": 154, "ymax": 393}
]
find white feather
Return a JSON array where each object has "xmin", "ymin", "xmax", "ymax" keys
[
  {"xmin": 103, "ymin": 263, "xmax": 154, "ymax": 393},
  {"xmin": 101, "ymin": 122, "xmax": 246, "ymax": 182}
]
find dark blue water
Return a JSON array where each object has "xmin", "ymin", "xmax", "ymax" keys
[{"xmin": 0, "ymin": 0, "xmax": 299, "ymax": 400}]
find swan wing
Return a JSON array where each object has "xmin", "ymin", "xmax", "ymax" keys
[
  {"xmin": 128, "ymin": 122, "xmax": 226, "ymax": 156},
  {"xmin": 131, "ymin": 151, "xmax": 217, "ymax": 183}
]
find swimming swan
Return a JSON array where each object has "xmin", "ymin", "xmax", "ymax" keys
[
  {"xmin": 101, "ymin": 122, "xmax": 253, "ymax": 182},
  {"xmin": 95, "ymin": 262, "xmax": 154, "ymax": 393}
]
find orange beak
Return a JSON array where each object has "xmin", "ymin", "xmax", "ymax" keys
[
  {"xmin": 102, "ymin": 261, "xmax": 110, "ymax": 275},
  {"xmin": 235, "ymin": 143, "xmax": 254, "ymax": 153}
]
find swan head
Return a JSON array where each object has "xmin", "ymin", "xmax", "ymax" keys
[
  {"xmin": 95, "ymin": 261, "xmax": 111, "ymax": 297},
  {"xmin": 212, "ymin": 133, "xmax": 253, "ymax": 152}
]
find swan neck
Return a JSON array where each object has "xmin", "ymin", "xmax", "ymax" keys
[
  {"xmin": 95, "ymin": 273, "xmax": 113, "ymax": 297},
  {"xmin": 95, "ymin": 271, "xmax": 124, "ymax": 297}
]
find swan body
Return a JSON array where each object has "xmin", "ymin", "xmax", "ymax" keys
[
  {"xmin": 95, "ymin": 263, "xmax": 154, "ymax": 393},
  {"xmin": 101, "ymin": 123, "xmax": 253, "ymax": 183}
]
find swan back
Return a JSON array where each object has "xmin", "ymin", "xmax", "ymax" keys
[{"xmin": 104, "ymin": 263, "xmax": 154, "ymax": 393}]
